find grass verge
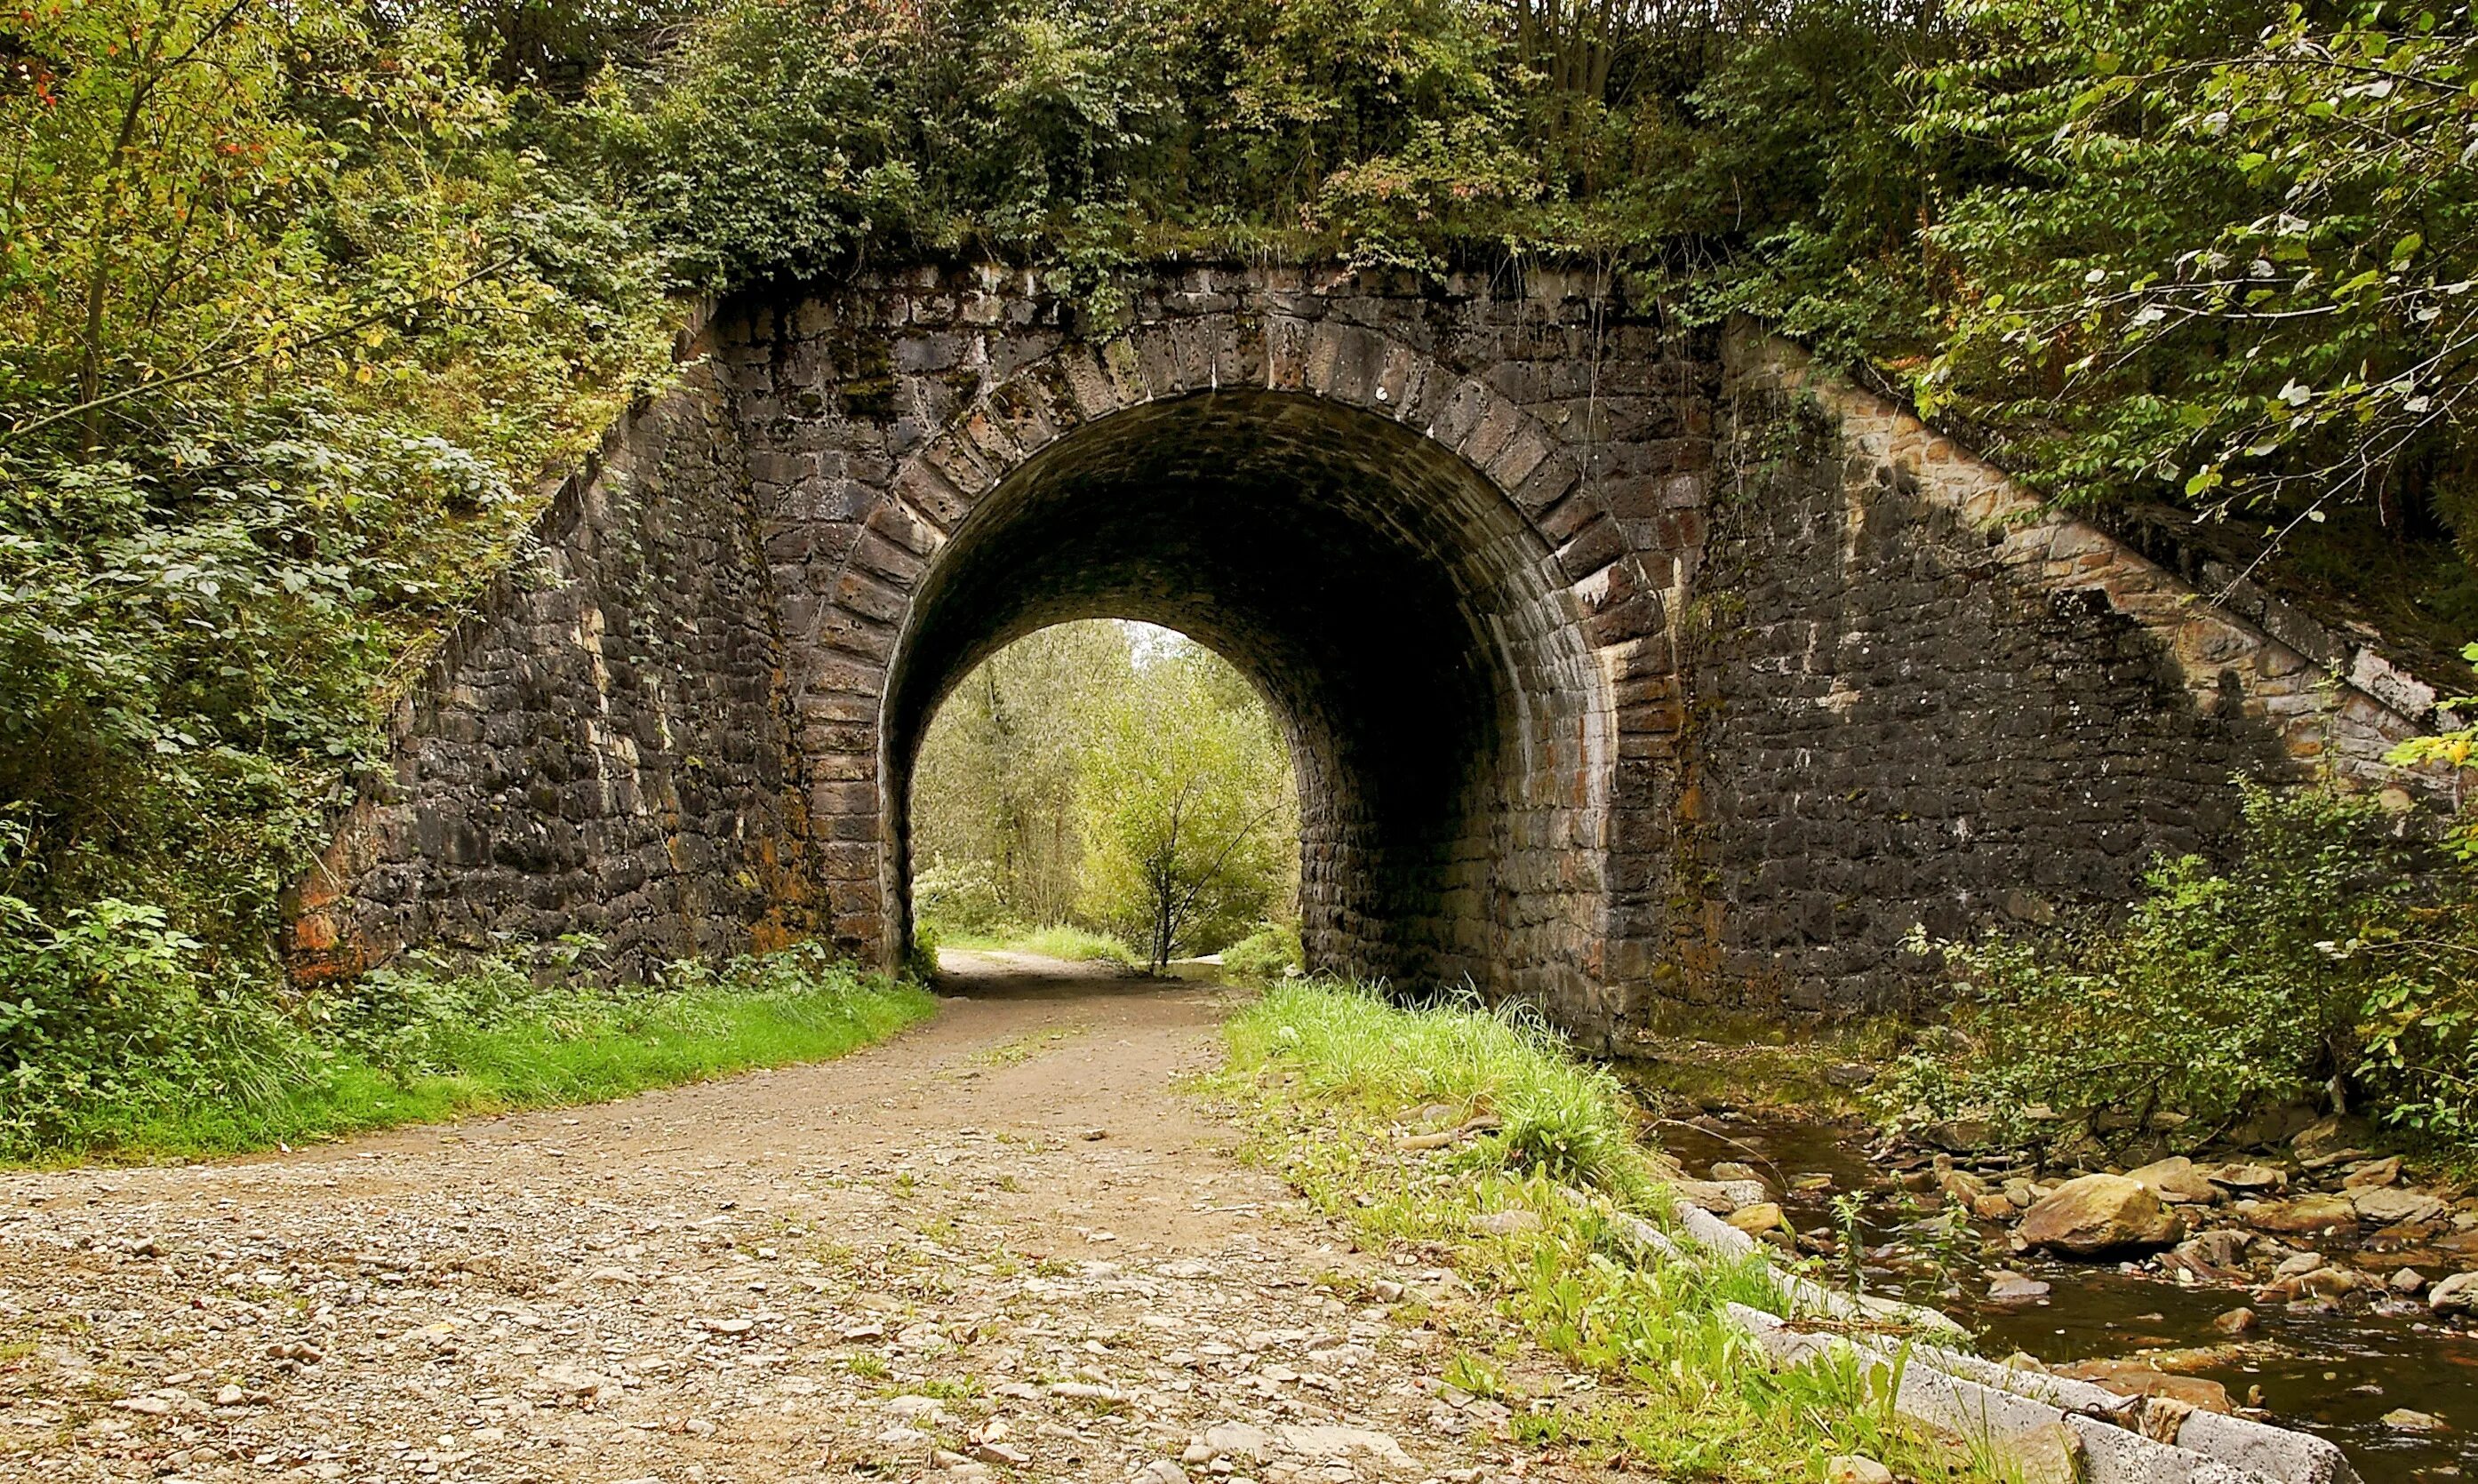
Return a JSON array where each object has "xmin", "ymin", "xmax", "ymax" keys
[
  {"xmin": 1206, "ymin": 979, "xmax": 1994, "ymax": 1482},
  {"xmin": 10, "ymin": 945, "xmax": 934, "ymax": 1165}
]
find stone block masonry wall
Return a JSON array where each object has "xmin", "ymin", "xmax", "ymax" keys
[
  {"xmin": 1656, "ymin": 323, "xmax": 2439, "ymax": 1015},
  {"xmin": 286, "ymin": 265, "xmax": 2444, "ymax": 1034},
  {"xmin": 285, "ymin": 338, "xmax": 817, "ymax": 982}
]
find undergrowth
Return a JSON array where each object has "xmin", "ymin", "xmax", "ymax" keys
[
  {"xmin": 0, "ymin": 937, "xmax": 932, "ymax": 1164},
  {"xmin": 1208, "ymin": 980, "xmax": 1996, "ymax": 1483},
  {"xmin": 1885, "ymin": 782, "xmax": 2478, "ymax": 1159}
]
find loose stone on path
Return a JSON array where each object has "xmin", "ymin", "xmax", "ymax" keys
[{"xmin": 0, "ymin": 957, "xmax": 1621, "ymax": 1484}]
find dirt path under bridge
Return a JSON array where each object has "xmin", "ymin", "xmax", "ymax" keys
[{"xmin": 0, "ymin": 952, "xmax": 1621, "ymax": 1484}]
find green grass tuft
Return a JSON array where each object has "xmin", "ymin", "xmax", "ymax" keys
[
  {"xmin": 9, "ymin": 945, "xmax": 934, "ymax": 1165},
  {"xmin": 931, "ymin": 922, "xmax": 1138, "ymax": 966},
  {"xmin": 1207, "ymin": 978, "xmax": 1997, "ymax": 1484},
  {"xmin": 1224, "ymin": 978, "xmax": 1659, "ymax": 1201}
]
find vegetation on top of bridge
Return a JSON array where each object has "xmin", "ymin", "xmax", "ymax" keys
[{"xmin": 2, "ymin": 0, "xmax": 2474, "ymax": 1148}]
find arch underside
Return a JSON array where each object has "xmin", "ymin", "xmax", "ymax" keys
[{"xmin": 882, "ymin": 390, "xmax": 1611, "ymax": 999}]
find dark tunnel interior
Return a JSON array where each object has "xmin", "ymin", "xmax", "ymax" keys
[{"xmin": 882, "ymin": 391, "xmax": 1605, "ymax": 993}]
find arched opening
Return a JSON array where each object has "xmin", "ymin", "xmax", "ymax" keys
[
  {"xmin": 880, "ymin": 389, "xmax": 1611, "ymax": 1001},
  {"xmin": 908, "ymin": 619, "xmax": 1302, "ymax": 970}
]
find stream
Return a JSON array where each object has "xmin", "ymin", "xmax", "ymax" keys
[{"xmin": 1648, "ymin": 1112, "xmax": 2478, "ymax": 1484}]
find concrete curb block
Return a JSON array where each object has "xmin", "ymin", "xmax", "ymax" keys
[
  {"xmin": 1726, "ymin": 1304, "xmax": 2279, "ymax": 1484},
  {"xmin": 1667, "ymin": 1201, "xmax": 1971, "ymax": 1339},
  {"xmin": 1885, "ymin": 1339, "xmax": 2355, "ymax": 1484},
  {"xmin": 1637, "ymin": 1196, "xmax": 2359, "ymax": 1484}
]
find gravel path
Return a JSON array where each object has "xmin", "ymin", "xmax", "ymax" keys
[{"xmin": 0, "ymin": 953, "xmax": 1611, "ymax": 1484}]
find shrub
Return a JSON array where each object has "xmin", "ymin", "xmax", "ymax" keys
[
  {"xmin": 913, "ymin": 858, "xmax": 1013, "ymax": 938},
  {"xmin": 1219, "ymin": 923, "xmax": 1303, "ymax": 980},
  {"xmin": 0, "ymin": 885, "xmax": 316, "ymax": 1156},
  {"xmin": 1013, "ymin": 923, "xmax": 1137, "ymax": 965},
  {"xmin": 0, "ymin": 906, "xmax": 931, "ymax": 1162},
  {"xmin": 1884, "ymin": 781, "xmax": 2478, "ymax": 1153}
]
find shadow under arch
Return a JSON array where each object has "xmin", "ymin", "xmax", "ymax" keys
[{"xmin": 880, "ymin": 388, "xmax": 1613, "ymax": 1001}]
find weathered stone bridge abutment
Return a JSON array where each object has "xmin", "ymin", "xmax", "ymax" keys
[{"xmin": 286, "ymin": 263, "xmax": 2440, "ymax": 1036}]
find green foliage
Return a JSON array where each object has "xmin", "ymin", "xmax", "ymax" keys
[
  {"xmin": 1009, "ymin": 923, "xmax": 1139, "ymax": 964},
  {"xmin": 914, "ymin": 858, "xmax": 1014, "ymax": 938},
  {"xmin": 914, "ymin": 621, "xmax": 1138, "ymax": 927},
  {"xmin": 0, "ymin": 904, "xmax": 931, "ymax": 1161},
  {"xmin": 1219, "ymin": 922, "xmax": 1303, "ymax": 979},
  {"xmin": 627, "ymin": 0, "xmax": 1534, "ymax": 292},
  {"xmin": 1886, "ymin": 781, "xmax": 2478, "ymax": 1151},
  {"xmin": 910, "ymin": 621, "xmax": 1297, "ymax": 964},
  {"xmin": 2387, "ymin": 641, "xmax": 2478, "ymax": 857},
  {"xmin": 0, "ymin": 859, "xmax": 316, "ymax": 1157},
  {"xmin": 1906, "ymin": 0, "xmax": 2478, "ymax": 555},
  {"xmin": 1, "ymin": 0, "xmax": 673, "ymax": 954},
  {"xmin": 1075, "ymin": 639, "xmax": 1296, "ymax": 969}
]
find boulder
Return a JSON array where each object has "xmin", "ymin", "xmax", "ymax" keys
[
  {"xmin": 2211, "ymin": 1306, "xmax": 2257, "ymax": 1336},
  {"xmin": 1986, "ymin": 1272, "xmax": 2051, "ymax": 1303},
  {"xmin": 2179, "ymin": 1229, "xmax": 2253, "ymax": 1268},
  {"xmin": 2382, "ymin": 1409, "xmax": 2446, "ymax": 1432},
  {"xmin": 2223, "ymin": 1100, "xmax": 2317, "ymax": 1152},
  {"xmin": 2350, "ymin": 1186, "xmax": 2446, "ymax": 1226},
  {"xmin": 2018, "ymin": 1174, "xmax": 2186, "ymax": 1255},
  {"xmin": 1922, "ymin": 1119, "xmax": 1996, "ymax": 1153},
  {"xmin": 2123, "ymin": 1157, "xmax": 2223, "ymax": 1205},
  {"xmin": 1725, "ymin": 1202, "xmax": 1786, "ymax": 1235},
  {"xmin": 2250, "ymin": 1193, "xmax": 2357, "ymax": 1236},
  {"xmin": 2197, "ymin": 1161, "xmax": 2287, "ymax": 1194},
  {"xmin": 2293, "ymin": 1114, "xmax": 2373, "ymax": 1168},
  {"xmin": 2054, "ymin": 1359, "xmax": 2233, "ymax": 1414},
  {"xmin": 2430, "ymin": 1270, "xmax": 2478, "ymax": 1316},
  {"xmin": 1669, "ymin": 1179, "xmax": 1766, "ymax": 1214},
  {"xmin": 2341, "ymin": 1156, "xmax": 2402, "ymax": 1190}
]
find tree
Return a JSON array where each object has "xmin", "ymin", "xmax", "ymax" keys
[
  {"xmin": 0, "ymin": 0, "xmax": 669, "ymax": 943},
  {"xmin": 1908, "ymin": 0, "xmax": 2478, "ymax": 558},
  {"xmin": 911, "ymin": 620, "xmax": 1136, "ymax": 923},
  {"xmin": 1075, "ymin": 643, "xmax": 1295, "ymax": 970}
]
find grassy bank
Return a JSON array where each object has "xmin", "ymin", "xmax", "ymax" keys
[
  {"xmin": 5, "ymin": 945, "xmax": 934, "ymax": 1165},
  {"xmin": 1209, "ymin": 981, "xmax": 1993, "ymax": 1482},
  {"xmin": 924, "ymin": 922, "xmax": 1139, "ymax": 966}
]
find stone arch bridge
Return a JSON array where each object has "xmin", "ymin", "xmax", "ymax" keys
[{"xmin": 287, "ymin": 264, "xmax": 2440, "ymax": 1041}]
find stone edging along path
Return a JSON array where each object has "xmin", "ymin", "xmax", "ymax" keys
[{"xmin": 1597, "ymin": 1192, "xmax": 2361, "ymax": 1484}]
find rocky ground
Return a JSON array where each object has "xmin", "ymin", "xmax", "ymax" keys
[
  {"xmin": 0, "ymin": 953, "xmax": 1625, "ymax": 1484},
  {"xmin": 1655, "ymin": 1101, "xmax": 2478, "ymax": 1462}
]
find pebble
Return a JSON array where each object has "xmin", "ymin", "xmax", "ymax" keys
[
  {"xmin": 2382, "ymin": 1408, "xmax": 2447, "ymax": 1432},
  {"xmin": 1828, "ymin": 1454, "xmax": 1895, "ymax": 1484},
  {"xmin": 1986, "ymin": 1272, "xmax": 2050, "ymax": 1303}
]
